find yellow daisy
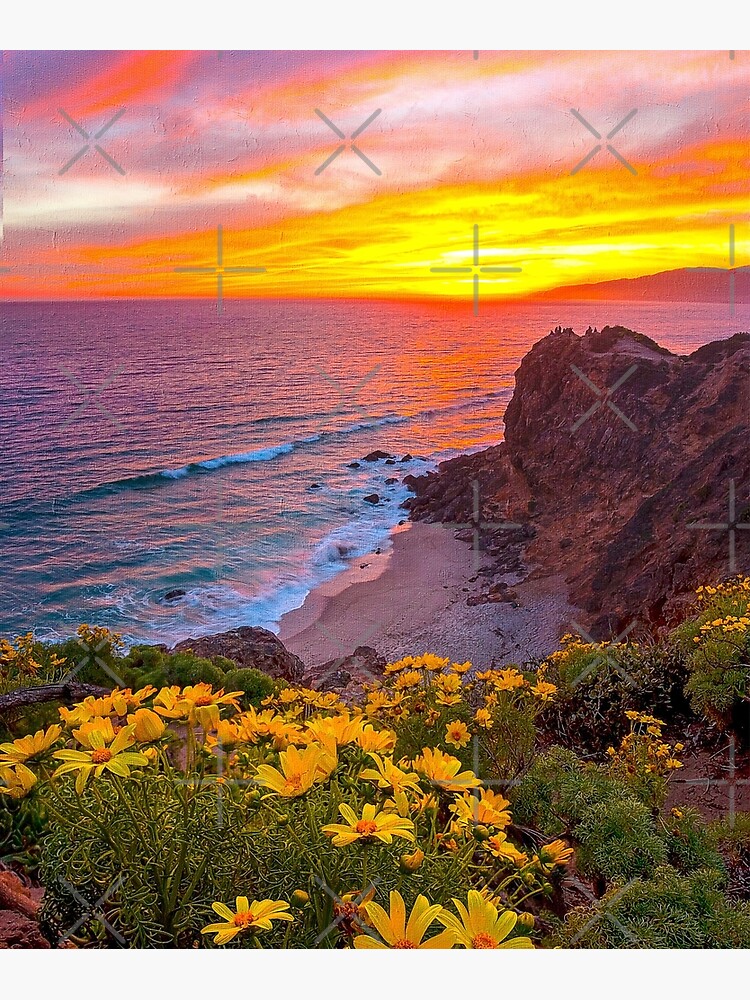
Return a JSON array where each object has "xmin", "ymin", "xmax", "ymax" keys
[
  {"xmin": 0, "ymin": 762, "xmax": 37, "ymax": 799},
  {"xmin": 0, "ymin": 725, "xmax": 62, "ymax": 765},
  {"xmin": 354, "ymin": 891, "xmax": 456, "ymax": 949},
  {"xmin": 486, "ymin": 832, "xmax": 528, "ymax": 866},
  {"xmin": 53, "ymin": 723, "xmax": 150, "ymax": 794},
  {"xmin": 438, "ymin": 890, "xmax": 533, "ymax": 949},
  {"xmin": 451, "ymin": 789, "xmax": 511, "ymax": 829},
  {"xmin": 445, "ymin": 720, "xmax": 471, "ymax": 749},
  {"xmin": 359, "ymin": 753, "xmax": 421, "ymax": 794},
  {"xmin": 322, "ymin": 803, "xmax": 415, "ymax": 847},
  {"xmin": 254, "ymin": 743, "xmax": 334, "ymax": 798},
  {"xmin": 412, "ymin": 747, "xmax": 481, "ymax": 792},
  {"xmin": 201, "ymin": 896, "xmax": 293, "ymax": 945}
]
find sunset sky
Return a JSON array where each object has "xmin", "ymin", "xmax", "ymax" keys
[{"xmin": 0, "ymin": 49, "xmax": 747, "ymax": 300}]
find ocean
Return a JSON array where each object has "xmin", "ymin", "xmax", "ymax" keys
[{"xmin": 1, "ymin": 297, "xmax": 747, "ymax": 646}]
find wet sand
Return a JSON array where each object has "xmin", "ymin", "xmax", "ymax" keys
[{"xmin": 279, "ymin": 520, "xmax": 578, "ymax": 670}]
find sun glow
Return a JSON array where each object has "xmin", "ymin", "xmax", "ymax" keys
[{"xmin": 1, "ymin": 50, "xmax": 746, "ymax": 300}]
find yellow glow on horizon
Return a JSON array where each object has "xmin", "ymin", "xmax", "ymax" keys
[{"xmin": 5, "ymin": 137, "xmax": 746, "ymax": 302}]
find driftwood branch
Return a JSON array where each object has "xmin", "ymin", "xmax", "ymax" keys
[{"xmin": 0, "ymin": 682, "xmax": 110, "ymax": 716}]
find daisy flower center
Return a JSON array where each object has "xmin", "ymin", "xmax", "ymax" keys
[
  {"xmin": 471, "ymin": 933, "xmax": 497, "ymax": 949},
  {"xmin": 193, "ymin": 695, "xmax": 214, "ymax": 707},
  {"xmin": 355, "ymin": 819, "xmax": 378, "ymax": 836},
  {"xmin": 90, "ymin": 748, "xmax": 112, "ymax": 764},
  {"xmin": 393, "ymin": 938, "xmax": 417, "ymax": 948},
  {"xmin": 284, "ymin": 775, "xmax": 303, "ymax": 792},
  {"xmin": 232, "ymin": 911, "xmax": 256, "ymax": 928}
]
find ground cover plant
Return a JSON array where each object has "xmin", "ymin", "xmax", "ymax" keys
[{"xmin": 2, "ymin": 578, "xmax": 750, "ymax": 948}]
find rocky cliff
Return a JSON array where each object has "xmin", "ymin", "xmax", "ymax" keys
[{"xmin": 405, "ymin": 326, "xmax": 750, "ymax": 636}]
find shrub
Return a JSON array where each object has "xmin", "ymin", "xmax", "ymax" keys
[
  {"xmin": 539, "ymin": 636, "xmax": 690, "ymax": 754},
  {"xmin": 164, "ymin": 653, "xmax": 226, "ymax": 689},
  {"xmin": 553, "ymin": 867, "xmax": 750, "ymax": 949},
  {"xmin": 574, "ymin": 797, "xmax": 668, "ymax": 880},
  {"xmin": 223, "ymin": 668, "xmax": 277, "ymax": 707},
  {"xmin": 678, "ymin": 578, "xmax": 750, "ymax": 729}
]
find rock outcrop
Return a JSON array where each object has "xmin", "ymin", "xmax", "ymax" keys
[
  {"xmin": 0, "ymin": 870, "xmax": 48, "ymax": 949},
  {"xmin": 171, "ymin": 626, "xmax": 305, "ymax": 682},
  {"xmin": 405, "ymin": 326, "xmax": 750, "ymax": 636},
  {"xmin": 302, "ymin": 646, "xmax": 387, "ymax": 698}
]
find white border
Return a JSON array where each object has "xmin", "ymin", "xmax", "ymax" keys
[{"xmin": 0, "ymin": 0, "xmax": 746, "ymax": 50}]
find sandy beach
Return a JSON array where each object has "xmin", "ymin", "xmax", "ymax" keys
[{"xmin": 279, "ymin": 520, "xmax": 579, "ymax": 670}]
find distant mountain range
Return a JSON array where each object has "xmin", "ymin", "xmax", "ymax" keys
[{"xmin": 540, "ymin": 266, "xmax": 750, "ymax": 303}]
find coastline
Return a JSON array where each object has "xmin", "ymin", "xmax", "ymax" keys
[{"xmin": 278, "ymin": 519, "xmax": 579, "ymax": 670}]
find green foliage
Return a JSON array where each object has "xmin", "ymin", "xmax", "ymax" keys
[
  {"xmin": 166, "ymin": 655, "xmax": 226, "ymax": 689},
  {"xmin": 675, "ymin": 579, "xmax": 750, "ymax": 729},
  {"xmin": 0, "ymin": 793, "xmax": 48, "ymax": 871},
  {"xmin": 540, "ymin": 639, "xmax": 690, "ymax": 754},
  {"xmin": 575, "ymin": 798, "xmax": 668, "ymax": 880},
  {"xmin": 512, "ymin": 747, "xmax": 668, "ymax": 880},
  {"xmin": 38, "ymin": 770, "xmax": 257, "ymax": 947},
  {"xmin": 223, "ymin": 668, "xmax": 277, "ymax": 707},
  {"xmin": 553, "ymin": 867, "xmax": 750, "ymax": 949},
  {"xmin": 663, "ymin": 807, "xmax": 725, "ymax": 875}
]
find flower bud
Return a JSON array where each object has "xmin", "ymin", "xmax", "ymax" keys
[
  {"xmin": 129, "ymin": 708, "xmax": 166, "ymax": 742},
  {"xmin": 399, "ymin": 848, "xmax": 425, "ymax": 872},
  {"xmin": 246, "ymin": 788, "xmax": 262, "ymax": 807},
  {"xmin": 472, "ymin": 824, "xmax": 491, "ymax": 842},
  {"xmin": 291, "ymin": 890, "xmax": 310, "ymax": 908},
  {"xmin": 517, "ymin": 912, "xmax": 535, "ymax": 929},
  {"xmin": 277, "ymin": 813, "xmax": 290, "ymax": 826}
]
